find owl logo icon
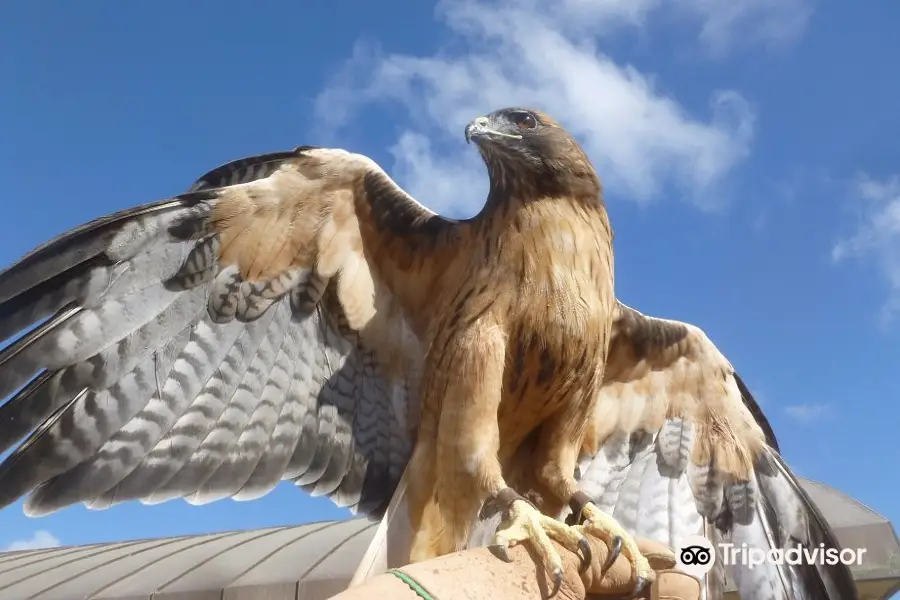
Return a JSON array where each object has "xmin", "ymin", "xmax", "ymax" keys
[{"xmin": 676, "ymin": 535, "xmax": 716, "ymax": 578}]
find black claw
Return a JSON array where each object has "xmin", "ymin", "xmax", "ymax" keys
[
  {"xmin": 547, "ymin": 566, "xmax": 564, "ymax": 598},
  {"xmin": 493, "ymin": 544, "xmax": 513, "ymax": 563},
  {"xmin": 577, "ymin": 537, "xmax": 592, "ymax": 573},
  {"xmin": 601, "ymin": 536, "xmax": 623, "ymax": 573},
  {"xmin": 632, "ymin": 575, "xmax": 651, "ymax": 596}
]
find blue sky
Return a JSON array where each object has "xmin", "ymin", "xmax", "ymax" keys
[{"xmin": 0, "ymin": 0, "xmax": 898, "ymax": 553}]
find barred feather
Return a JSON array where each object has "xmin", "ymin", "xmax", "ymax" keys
[{"xmin": 0, "ymin": 147, "xmax": 451, "ymax": 522}]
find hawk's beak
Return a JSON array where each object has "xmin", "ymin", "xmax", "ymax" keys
[{"xmin": 465, "ymin": 116, "xmax": 522, "ymax": 144}]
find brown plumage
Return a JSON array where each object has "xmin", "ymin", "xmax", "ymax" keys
[
  {"xmin": 0, "ymin": 108, "xmax": 857, "ymax": 600},
  {"xmin": 401, "ymin": 110, "xmax": 626, "ymax": 582}
]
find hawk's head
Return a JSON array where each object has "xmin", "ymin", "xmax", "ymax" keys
[{"xmin": 465, "ymin": 107, "xmax": 600, "ymax": 200}]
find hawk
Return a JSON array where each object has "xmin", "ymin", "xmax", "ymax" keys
[{"xmin": 0, "ymin": 108, "xmax": 856, "ymax": 599}]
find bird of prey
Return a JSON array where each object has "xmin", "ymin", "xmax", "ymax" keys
[{"xmin": 0, "ymin": 108, "xmax": 856, "ymax": 600}]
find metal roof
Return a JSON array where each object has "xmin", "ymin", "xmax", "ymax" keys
[
  {"xmin": 801, "ymin": 478, "xmax": 893, "ymax": 528},
  {"xmin": 0, "ymin": 519, "xmax": 376, "ymax": 600},
  {"xmin": 0, "ymin": 478, "xmax": 897, "ymax": 600}
]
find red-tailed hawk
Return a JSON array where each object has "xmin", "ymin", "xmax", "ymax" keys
[{"xmin": 0, "ymin": 108, "xmax": 856, "ymax": 599}]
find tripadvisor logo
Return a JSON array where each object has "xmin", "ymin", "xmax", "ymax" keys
[
  {"xmin": 676, "ymin": 535, "xmax": 716, "ymax": 579},
  {"xmin": 719, "ymin": 542, "xmax": 867, "ymax": 569},
  {"xmin": 675, "ymin": 535, "xmax": 866, "ymax": 579}
]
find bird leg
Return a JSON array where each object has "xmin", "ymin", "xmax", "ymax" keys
[
  {"xmin": 529, "ymin": 415, "xmax": 654, "ymax": 596},
  {"xmin": 409, "ymin": 324, "xmax": 591, "ymax": 597},
  {"xmin": 491, "ymin": 487, "xmax": 593, "ymax": 597},
  {"xmin": 568, "ymin": 490, "xmax": 654, "ymax": 595}
]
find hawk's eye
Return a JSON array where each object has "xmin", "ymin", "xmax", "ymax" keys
[{"xmin": 510, "ymin": 112, "xmax": 537, "ymax": 130}]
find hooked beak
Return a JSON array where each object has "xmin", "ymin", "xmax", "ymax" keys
[{"xmin": 465, "ymin": 116, "xmax": 523, "ymax": 144}]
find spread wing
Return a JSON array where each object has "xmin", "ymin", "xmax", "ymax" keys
[
  {"xmin": 572, "ymin": 301, "xmax": 858, "ymax": 600},
  {"xmin": 0, "ymin": 147, "xmax": 458, "ymax": 518}
]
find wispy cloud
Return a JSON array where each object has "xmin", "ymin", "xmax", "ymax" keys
[
  {"xmin": 784, "ymin": 403, "xmax": 832, "ymax": 423},
  {"xmin": 311, "ymin": 0, "xmax": 813, "ymax": 216},
  {"xmin": 671, "ymin": 0, "xmax": 813, "ymax": 56},
  {"xmin": 3, "ymin": 530, "xmax": 61, "ymax": 552},
  {"xmin": 832, "ymin": 172, "xmax": 900, "ymax": 323}
]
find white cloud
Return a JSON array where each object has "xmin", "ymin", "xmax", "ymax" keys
[
  {"xmin": 784, "ymin": 403, "xmax": 832, "ymax": 423},
  {"xmin": 671, "ymin": 0, "xmax": 813, "ymax": 55},
  {"xmin": 539, "ymin": 0, "xmax": 812, "ymax": 54},
  {"xmin": 4, "ymin": 530, "xmax": 61, "ymax": 552},
  {"xmin": 310, "ymin": 0, "xmax": 814, "ymax": 216},
  {"xmin": 832, "ymin": 173, "xmax": 900, "ymax": 322}
]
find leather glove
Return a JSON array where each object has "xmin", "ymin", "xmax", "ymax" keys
[
  {"xmin": 577, "ymin": 536, "xmax": 701, "ymax": 600},
  {"xmin": 327, "ymin": 535, "xmax": 702, "ymax": 600}
]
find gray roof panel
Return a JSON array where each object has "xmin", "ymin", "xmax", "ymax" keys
[
  {"xmin": 228, "ymin": 520, "xmax": 374, "ymax": 589},
  {"xmin": 90, "ymin": 530, "xmax": 282, "ymax": 599},
  {"xmin": 801, "ymin": 478, "xmax": 890, "ymax": 527}
]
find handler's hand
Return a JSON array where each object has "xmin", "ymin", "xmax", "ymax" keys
[
  {"xmin": 576, "ymin": 535, "xmax": 701, "ymax": 599},
  {"xmin": 327, "ymin": 535, "xmax": 702, "ymax": 600}
]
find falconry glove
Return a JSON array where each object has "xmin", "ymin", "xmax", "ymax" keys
[{"xmin": 329, "ymin": 535, "xmax": 701, "ymax": 600}]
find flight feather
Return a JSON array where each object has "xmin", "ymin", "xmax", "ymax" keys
[{"xmin": 0, "ymin": 147, "xmax": 456, "ymax": 518}]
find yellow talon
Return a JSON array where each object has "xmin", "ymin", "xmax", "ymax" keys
[{"xmin": 490, "ymin": 490, "xmax": 591, "ymax": 598}]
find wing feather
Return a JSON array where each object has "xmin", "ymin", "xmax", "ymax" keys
[
  {"xmin": 0, "ymin": 146, "xmax": 456, "ymax": 520},
  {"xmin": 571, "ymin": 301, "xmax": 859, "ymax": 600}
]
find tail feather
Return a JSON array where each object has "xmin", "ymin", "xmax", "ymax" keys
[{"xmin": 349, "ymin": 465, "xmax": 413, "ymax": 586}]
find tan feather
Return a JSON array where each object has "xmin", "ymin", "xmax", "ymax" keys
[{"xmin": 588, "ymin": 304, "xmax": 767, "ymax": 475}]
